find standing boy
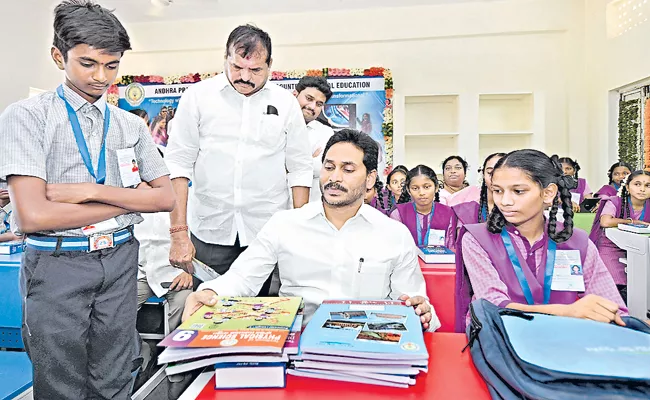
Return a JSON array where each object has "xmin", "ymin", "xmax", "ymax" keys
[{"xmin": 0, "ymin": 1, "xmax": 174, "ymax": 398}]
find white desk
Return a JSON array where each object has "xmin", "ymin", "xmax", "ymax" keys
[{"xmin": 605, "ymin": 228, "xmax": 650, "ymax": 319}]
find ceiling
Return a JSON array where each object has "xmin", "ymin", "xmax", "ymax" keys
[{"xmin": 93, "ymin": 0, "xmax": 498, "ymax": 23}]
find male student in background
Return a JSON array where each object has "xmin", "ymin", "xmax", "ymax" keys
[
  {"xmin": 293, "ymin": 76, "xmax": 335, "ymax": 202},
  {"xmin": 0, "ymin": 1, "xmax": 174, "ymax": 399},
  {"xmin": 182, "ymin": 129, "xmax": 439, "ymax": 331}
]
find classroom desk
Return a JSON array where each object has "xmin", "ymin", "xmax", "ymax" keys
[
  {"xmin": 179, "ymin": 332, "xmax": 489, "ymax": 400},
  {"xmin": 605, "ymin": 228, "xmax": 650, "ymax": 319},
  {"xmin": 574, "ymin": 212, "xmax": 597, "ymax": 233},
  {"xmin": 0, "ymin": 253, "xmax": 24, "ymax": 348},
  {"xmin": 0, "ymin": 351, "xmax": 33, "ymax": 400},
  {"xmin": 418, "ymin": 260, "xmax": 456, "ymax": 333}
]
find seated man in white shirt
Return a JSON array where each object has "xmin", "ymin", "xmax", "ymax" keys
[
  {"xmin": 293, "ymin": 76, "xmax": 335, "ymax": 202},
  {"xmin": 136, "ymin": 211, "xmax": 193, "ymax": 330},
  {"xmin": 182, "ymin": 129, "xmax": 440, "ymax": 331}
]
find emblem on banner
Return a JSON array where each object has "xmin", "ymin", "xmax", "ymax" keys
[{"xmin": 125, "ymin": 83, "xmax": 145, "ymax": 107}]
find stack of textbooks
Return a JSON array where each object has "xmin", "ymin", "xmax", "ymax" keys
[
  {"xmin": 417, "ymin": 245, "xmax": 454, "ymax": 263},
  {"xmin": 617, "ymin": 223, "xmax": 650, "ymax": 234},
  {"xmin": 289, "ymin": 300, "xmax": 428, "ymax": 388},
  {"xmin": 158, "ymin": 296, "xmax": 302, "ymax": 389}
]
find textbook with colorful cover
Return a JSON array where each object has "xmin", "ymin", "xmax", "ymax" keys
[
  {"xmin": 299, "ymin": 300, "xmax": 428, "ymax": 361},
  {"xmin": 159, "ymin": 297, "xmax": 302, "ymax": 354},
  {"xmin": 417, "ymin": 245, "xmax": 454, "ymax": 264}
]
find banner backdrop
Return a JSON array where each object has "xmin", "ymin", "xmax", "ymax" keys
[
  {"xmin": 117, "ymin": 83, "xmax": 194, "ymax": 147},
  {"xmin": 111, "ymin": 68, "xmax": 394, "ymax": 174},
  {"xmin": 275, "ymin": 77, "xmax": 387, "ymax": 174}
]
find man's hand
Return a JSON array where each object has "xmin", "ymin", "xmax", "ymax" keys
[
  {"xmin": 169, "ymin": 272, "xmax": 193, "ymax": 291},
  {"xmin": 170, "ymin": 233, "xmax": 196, "ymax": 273},
  {"xmin": 565, "ymin": 294, "xmax": 625, "ymax": 326},
  {"xmin": 46, "ymin": 183, "xmax": 97, "ymax": 204},
  {"xmin": 182, "ymin": 290, "xmax": 218, "ymax": 322},
  {"xmin": 399, "ymin": 294, "xmax": 433, "ymax": 330}
]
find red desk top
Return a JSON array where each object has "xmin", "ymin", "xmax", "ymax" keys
[
  {"xmin": 181, "ymin": 333, "xmax": 489, "ymax": 400},
  {"xmin": 419, "ymin": 259, "xmax": 457, "ymax": 332}
]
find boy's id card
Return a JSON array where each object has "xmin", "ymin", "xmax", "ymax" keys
[
  {"xmin": 551, "ymin": 249, "xmax": 585, "ymax": 292},
  {"xmin": 82, "ymin": 218, "xmax": 120, "ymax": 236},
  {"xmin": 427, "ymin": 229, "xmax": 446, "ymax": 246},
  {"xmin": 116, "ymin": 148, "xmax": 142, "ymax": 188}
]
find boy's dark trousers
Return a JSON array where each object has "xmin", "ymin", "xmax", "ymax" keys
[{"xmin": 20, "ymin": 238, "xmax": 139, "ymax": 400}]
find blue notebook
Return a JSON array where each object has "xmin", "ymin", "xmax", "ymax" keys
[
  {"xmin": 299, "ymin": 300, "xmax": 428, "ymax": 361},
  {"xmin": 502, "ymin": 313, "xmax": 650, "ymax": 379}
]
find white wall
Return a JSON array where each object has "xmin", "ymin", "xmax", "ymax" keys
[
  {"xmin": 117, "ymin": 0, "xmax": 590, "ymax": 184},
  {"xmin": 6, "ymin": 0, "xmax": 646, "ymax": 191},
  {"xmin": 585, "ymin": 0, "xmax": 650, "ymax": 188},
  {"xmin": 0, "ymin": 0, "xmax": 60, "ymax": 112}
]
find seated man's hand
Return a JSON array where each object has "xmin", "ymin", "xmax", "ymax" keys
[
  {"xmin": 169, "ymin": 272, "xmax": 193, "ymax": 291},
  {"xmin": 399, "ymin": 294, "xmax": 432, "ymax": 330},
  {"xmin": 182, "ymin": 290, "xmax": 218, "ymax": 322}
]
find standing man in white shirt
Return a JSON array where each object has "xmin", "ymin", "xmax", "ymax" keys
[
  {"xmin": 293, "ymin": 76, "xmax": 334, "ymax": 202},
  {"xmin": 182, "ymin": 129, "xmax": 440, "ymax": 331},
  {"xmin": 165, "ymin": 25, "xmax": 313, "ymax": 295}
]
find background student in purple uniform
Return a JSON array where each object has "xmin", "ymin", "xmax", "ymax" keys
[
  {"xmin": 589, "ymin": 170, "xmax": 650, "ymax": 302},
  {"xmin": 365, "ymin": 179, "xmax": 389, "ymax": 214},
  {"xmin": 455, "ymin": 150, "xmax": 627, "ymax": 332},
  {"xmin": 389, "ymin": 165, "xmax": 454, "ymax": 249},
  {"xmin": 381, "ymin": 165, "xmax": 408, "ymax": 211},
  {"xmin": 559, "ymin": 156, "xmax": 592, "ymax": 212},
  {"xmin": 449, "ymin": 153, "xmax": 506, "ymax": 244},
  {"xmin": 594, "ymin": 161, "xmax": 631, "ymax": 199}
]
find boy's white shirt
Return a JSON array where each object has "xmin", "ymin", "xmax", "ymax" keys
[{"xmin": 135, "ymin": 211, "xmax": 185, "ymax": 298}]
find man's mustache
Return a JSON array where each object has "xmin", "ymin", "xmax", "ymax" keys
[
  {"xmin": 324, "ymin": 182, "xmax": 347, "ymax": 192},
  {"xmin": 234, "ymin": 79, "xmax": 255, "ymax": 88}
]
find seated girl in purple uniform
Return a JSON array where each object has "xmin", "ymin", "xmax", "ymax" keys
[
  {"xmin": 449, "ymin": 153, "xmax": 506, "ymax": 244},
  {"xmin": 455, "ymin": 149, "xmax": 627, "ymax": 332},
  {"xmin": 589, "ymin": 170, "xmax": 650, "ymax": 303},
  {"xmin": 389, "ymin": 165, "xmax": 454, "ymax": 249},
  {"xmin": 559, "ymin": 157, "xmax": 592, "ymax": 212},
  {"xmin": 594, "ymin": 161, "xmax": 631, "ymax": 199}
]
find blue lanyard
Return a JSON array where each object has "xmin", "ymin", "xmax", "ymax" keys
[
  {"xmin": 414, "ymin": 203, "xmax": 434, "ymax": 247},
  {"xmin": 628, "ymin": 197, "xmax": 647, "ymax": 220},
  {"xmin": 500, "ymin": 229, "xmax": 557, "ymax": 305},
  {"xmin": 56, "ymin": 85, "xmax": 110, "ymax": 184},
  {"xmin": 613, "ymin": 183, "xmax": 620, "ymax": 190}
]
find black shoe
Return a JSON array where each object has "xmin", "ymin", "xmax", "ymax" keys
[{"xmin": 167, "ymin": 372, "xmax": 194, "ymax": 400}]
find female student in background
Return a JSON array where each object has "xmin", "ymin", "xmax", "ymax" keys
[
  {"xmin": 594, "ymin": 161, "xmax": 631, "ymax": 198},
  {"xmin": 589, "ymin": 170, "xmax": 650, "ymax": 302},
  {"xmin": 559, "ymin": 157, "xmax": 592, "ymax": 211},
  {"xmin": 383, "ymin": 165, "xmax": 408, "ymax": 209},
  {"xmin": 389, "ymin": 165, "xmax": 454, "ymax": 248},
  {"xmin": 365, "ymin": 179, "xmax": 390, "ymax": 215},
  {"xmin": 449, "ymin": 153, "xmax": 506, "ymax": 243},
  {"xmin": 455, "ymin": 149, "xmax": 627, "ymax": 332},
  {"xmin": 439, "ymin": 155, "xmax": 480, "ymax": 206}
]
